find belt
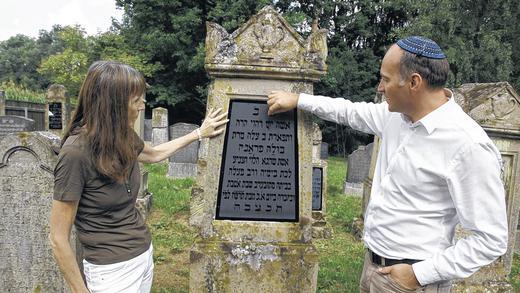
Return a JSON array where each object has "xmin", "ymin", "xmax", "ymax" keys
[{"xmin": 368, "ymin": 249, "xmax": 421, "ymax": 266}]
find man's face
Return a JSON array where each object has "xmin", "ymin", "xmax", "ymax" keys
[
  {"xmin": 128, "ymin": 94, "xmax": 146, "ymax": 127},
  {"xmin": 377, "ymin": 45, "xmax": 411, "ymax": 114}
]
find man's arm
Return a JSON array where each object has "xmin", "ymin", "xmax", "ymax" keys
[
  {"xmin": 49, "ymin": 200, "xmax": 90, "ymax": 293},
  {"xmin": 267, "ymin": 90, "xmax": 390, "ymax": 137},
  {"xmin": 412, "ymin": 142, "xmax": 508, "ymax": 285}
]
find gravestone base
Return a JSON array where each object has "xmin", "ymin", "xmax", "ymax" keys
[
  {"xmin": 167, "ymin": 162, "xmax": 197, "ymax": 178},
  {"xmin": 190, "ymin": 240, "xmax": 318, "ymax": 293},
  {"xmin": 311, "ymin": 211, "xmax": 332, "ymax": 239},
  {"xmin": 344, "ymin": 181, "xmax": 363, "ymax": 197},
  {"xmin": 136, "ymin": 192, "xmax": 153, "ymax": 221},
  {"xmin": 451, "ymin": 281, "xmax": 514, "ymax": 292}
]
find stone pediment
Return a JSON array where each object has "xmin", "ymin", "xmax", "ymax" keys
[
  {"xmin": 205, "ymin": 6, "xmax": 327, "ymax": 81},
  {"xmin": 454, "ymin": 82, "xmax": 520, "ymax": 134}
]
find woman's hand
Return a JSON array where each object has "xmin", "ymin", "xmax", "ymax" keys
[{"xmin": 199, "ymin": 107, "xmax": 229, "ymax": 138}]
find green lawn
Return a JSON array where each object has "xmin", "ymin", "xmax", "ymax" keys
[{"xmin": 144, "ymin": 157, "xmax": 520, "ymax": 292}]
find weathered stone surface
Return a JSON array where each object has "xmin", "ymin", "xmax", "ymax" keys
[
  {"xmin": 344, "ymin": 143, "xmax": 374, "ymax": 197},
  {"xmin": 0, "ymin": 131, "xmax": 75, "ymax": 292},
  {"xmin": 0, "ymin": 115, "xmax": 35, "ymax": 137},
  {"xmin": 320, "ymin": 142, "xmax": 328, "ymax": 159},
  {"xmin": 152, "ymin": 107, "xmax": 169, "ymax": 146},
  {"xmin": 191, "ymin": 6, "xmax": 327, "ymax": 292},
  {"xmin": 144, "ymin": 119, "xmax": 152, "ymax": 142}
]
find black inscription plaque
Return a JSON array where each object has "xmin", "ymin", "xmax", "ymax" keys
[
  {"xmin": 49, "ymin": 102, "xmax": 62, "ymax": 129},
  {"xmin": 216, "ymin": 100, "xmax": 298, "ymax": 221},
  {"xmin": 312, "ymin": 167, "xmax": 323, "ymax": 211}
]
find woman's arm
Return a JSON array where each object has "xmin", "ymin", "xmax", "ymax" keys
[
  {"xmin": 138, "ymin": 108, "xmax": 228, "ymax": 163},
  {"xmin": 49, "ymin": 200, "xmax": 90, "ymax": 293}
]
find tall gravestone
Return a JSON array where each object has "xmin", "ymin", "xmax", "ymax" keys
[
  {"xmin": 363, "ymin": 84, "xmax": 519, "ymax": 291},
  {"xmin": 311, "ymin": 123, "xmax": 331, "ymax": 239},
  {"xmin": 189, "ymin": 6, "xmax": 328, "ymax": 292},
  {"xmin": 344, "ymin": 143, "xmax": 373, "ymax": 197},
  {"xmin": 0, "ymin": 90, "xmax": 5, "ymax": 115},
  {"xmin": 46, "ymin": 84, "xmax": 70, "ymax": 135},
  {"xmin": 0, "ymin": 131, "xmax": 77, "ymax": 292},
  {"xmin": 167, "ymin": 123, "xmax": 199, "ymax": 178},
  {"xmin": 152, "ymin": 107, "xmax": 169, "ymax": 146}
]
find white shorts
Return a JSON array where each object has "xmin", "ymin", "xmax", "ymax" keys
[{"xmin": 83, "ymin": 244, "xmax": 154, "ymax": 293}]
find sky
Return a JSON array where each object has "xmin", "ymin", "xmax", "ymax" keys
[{"xmin": 0, "ymin": 0, "xmax": 124, "ymax": 41}]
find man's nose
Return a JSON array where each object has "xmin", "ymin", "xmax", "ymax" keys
[{"xmin": 377, "ymin": 81, "xmax": 384, "ymax": 92}]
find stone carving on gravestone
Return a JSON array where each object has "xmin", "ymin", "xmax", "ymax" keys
[
  {"xmin": 190, "ymin": 6, "xmax": 327, "ymax": 292},
  {"xmin": 152, "ymin": 107, "xmax": 168, "ymax": 146},
  {"xmin": 0, "ymin": 131, "xmax": 77, "ymax": 292},
  {"xmin": 0, "ymin": 115, "xmax": 35, "ymax": 137},
  {"xmin": 344, "ymin": 143, "xmax": 374, "ymax": 197},
  {"xmin": 167, "ymin": 123, "xmax": 199, "ymax": 178}
]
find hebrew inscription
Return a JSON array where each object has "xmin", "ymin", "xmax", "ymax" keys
[
  {"xmin": 216, "ymin": 100, "xmax": 298, "ymax": 221},
  {"xmin": 312, "ymin": 167, "xmax": 323, "ymax": 211}
]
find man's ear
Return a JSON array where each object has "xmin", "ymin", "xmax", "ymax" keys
[{"xmin": 410, "ymin": 73, "xmax": 422, "ymax": 90}]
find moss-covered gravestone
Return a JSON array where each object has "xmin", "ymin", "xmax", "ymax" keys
[{"xmin": 189, "ymin": 6, "xmax": 327, "ymax": 292}]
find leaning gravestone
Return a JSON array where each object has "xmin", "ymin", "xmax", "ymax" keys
[
  {"xmin": 152, "ymin": 107, "xmax": 168, "ymax": 146},
  {"xmin": 0, "ymin": 131, "xmax": 76, "ymax": 292},
  {"xmin": 344, "ymin": 143, "xmax": 374, "ymax": 197},
  {"xmin": 167, "ymin": 123, "xmax": 199, "ymax": 178},
  {"xmin": 0, "ymin": 115, "xmax": 35, "ymax": 137},
  {"xmin": 190, "ymin": 6, "xmax": 328, "ymax": 292}
]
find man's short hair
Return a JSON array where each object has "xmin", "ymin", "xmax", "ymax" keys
[{"xmin": 399, "ymin": 50, "xmax": 450, "ymax": 89}]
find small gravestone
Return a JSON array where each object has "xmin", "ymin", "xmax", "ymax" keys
[
  {"xmin": 0, "ymin": 131, "xmax": 76, "ymax": 292},
  {"xmin": 344, "ymin": 143, "xmax": 374, "ymax": 197},
  {"xmin": 311, "ymin": 123, "xmax": 331, "ymax": 239},
  {"xmin": 152, "ymin": 107, "xmax": 168, "ymax": 146},
  {"xmin": 144, "ymin": 119, "xmax": 152, "ymax": 142},
  {"xmin": 167, "ymin": 123, "xmax": 199, "ymax": 178},
  {"xmin": 46, "ymin": 84, "xmax": 70, "ymax": 134},
  {"xmin": 0, "ymin": 115, "xmax": 35, "ymax": 137}
]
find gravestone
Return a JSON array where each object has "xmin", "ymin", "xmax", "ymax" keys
[
  {"xmin": 152, "ymin": 107, "xmax": 168, "ymax": 146},
  {"xmin": 450, "ymin": 82, "xmax": 519, "ymax": 292},
  {"xmin": 0, "ymin": 115, "xmax": 35, "ymax": 137},
  {"xmin": 0, "ymin": 90, "xmax": 5, "ymax": 115},
  {"xmin": 190, "ymin": 6, "xmax": 327, "ymax": 292},
  {"xmin": 144, "ymin": 119, "xmax": 152, "ymax": 142},
  {"xmin": 0, "ymin": 131, "xmax": 77, "ymax": 292},
  {"xmin": 311, "ymin": 123, "xmax": 331, "ymax": 239},
  {"xmin": 344, "ymin": 143, "xmax": 374, "ymax": 197},
  {"xmin": 167, "ymin": 123, "xmax": 199, "ymax": 178},
  {"xmin": 320, "ymin": 142, "xmax": 329, "ymax": 159},
  {"xmin": 46, "ymin": 84, "xmax": 70, "ymax": 134}
]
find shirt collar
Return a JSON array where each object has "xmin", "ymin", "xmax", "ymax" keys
[{"xmin": 401, "ymin": 89, "xmax": 455, "ymax": 134}]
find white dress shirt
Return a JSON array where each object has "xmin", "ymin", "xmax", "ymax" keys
[{"xmin": 298, "ymin": 92, "xmax": 508, "ymax": 285}]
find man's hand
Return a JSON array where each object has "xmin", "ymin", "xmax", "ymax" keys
[
  {"xmin": 267, "ymin": 91, "xmax": 299, "ymax": 116},
  {"xmin": 378, "ymin": 264, "xmax": 421, "ymax": 290}
]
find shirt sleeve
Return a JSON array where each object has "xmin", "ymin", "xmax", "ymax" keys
[
  {"xmin": 412, "ymin": 142, "xmax": 508, "ymax": 285},
  {"xmin": 53, "ymin": 145, "xmax": 87, "ymax": 201},
  {"xmin": 298, "ymin": 93, "xmax": 391, "ymax": 137}
]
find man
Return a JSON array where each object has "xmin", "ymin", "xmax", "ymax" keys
[{"xmin": 267, "ymin": 36, "xmax": 508, "ymax": 292}]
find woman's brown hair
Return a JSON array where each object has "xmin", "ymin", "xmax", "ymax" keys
[{"xmin": 62, "ymin": 61, "xmax": 147, "ymax": 183}]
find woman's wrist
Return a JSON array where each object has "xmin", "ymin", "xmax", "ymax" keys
[{"xmin": 196, "ymin": 128, "xmax": 203, "ymax": 141}]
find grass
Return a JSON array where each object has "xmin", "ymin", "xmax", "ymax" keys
[{"xmin": 145, "ymin": 157, "xmax": 520, "ymax": 292}]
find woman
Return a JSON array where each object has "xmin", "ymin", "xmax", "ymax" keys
[{"xmin": 49, "ymin": 61, "xmax": 227, "ymax": 292}]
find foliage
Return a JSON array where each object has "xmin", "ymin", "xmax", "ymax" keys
[{"xmin": 0, "ymin": 80, "xmax": 45, "ymax": 103}]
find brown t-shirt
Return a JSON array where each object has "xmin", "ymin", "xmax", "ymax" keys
[{"xmin": 53, "ymin": 130, "xmax": 151, "ymax": 265}]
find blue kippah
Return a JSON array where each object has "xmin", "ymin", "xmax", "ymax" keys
[{"xmin": 397, "ymin": 36, "xmax": 446, "ymax": 59}]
